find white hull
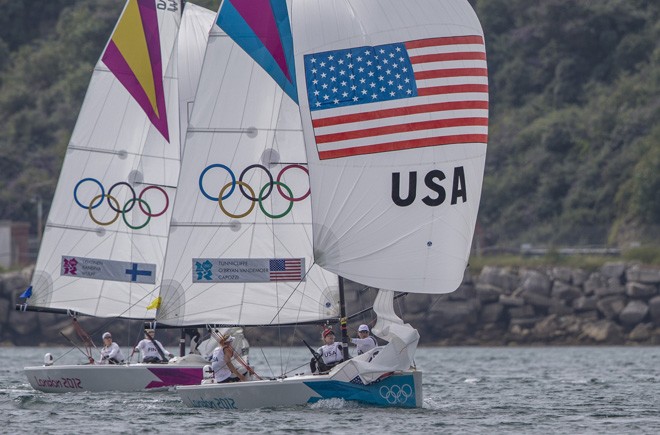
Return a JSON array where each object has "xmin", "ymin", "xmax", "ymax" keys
[
  {"xmin": 25, "ymin": 356, "xmax": 207, "ymax": 393},
  {"xmin": 177, "ymin": 370, "xmax": 422, "ymax": 410}
]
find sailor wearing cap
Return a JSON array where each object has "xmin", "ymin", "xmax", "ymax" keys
[
  {"xmin": 99, "ymin": 332, "xmax": 126, "ymax": 364},
  {"xmin": 351, "ymin": 324, "xmax": 378, "ymax": 355},
  {"xmin": 134, "ymin": 329, "xmax": 174, "ymax": 363},
  {"xmin": 210, "ymin": 334, "xmax": 247, "ymax": 383},
  {"xmin": 310, "ymin": 329, "xmax": 344, "ymax": 374}
]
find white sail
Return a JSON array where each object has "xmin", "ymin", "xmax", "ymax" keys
[
  {"xmin": 176, "ymin": 3, "xmax": 216, "ymax": 153},
  {"xmin": 291, "ymin": 0, "xmax": 488, "ymax": 294},
  {"xmin": 28, "ymin": 1, "xmax": 214, "ymax": 318},
  {"xmin": 157, "ymin": 13, "xmax": 339, "ymax": 327}
]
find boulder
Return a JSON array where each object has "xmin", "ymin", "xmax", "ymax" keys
[
  {"xmin": 477, "ymin": 266, "xmax": 518, "ymax": 293},
  {"xmin": 628, "ymin": 323, "xmax": 652, "ymax": 341},
  {"xmin": 520, "ymin": 288, "xmax": 553, "ymax": 308},
  {"xmin": 571, "ymin": 269, "xmax": 589, "ymax": 287},
  {"xmin": 7, "ymin": 309, "xmax": 39, "ymax": 336},
  {"xmin": 520, "ymin": 269, "xmax": 552, "ymax": 296},
  {"xmin": 429, "ymin": 300, "xmax": 479, "ymax": 327},
  {"xmin": 475, "ymin": 284, "xmax": 502, "ymax": 303},
  {"xmin": 625, "ymin": 282, "xmax": 657, "ymax": 299},
  {"xmin": 0, "ymin": 297, "xmax": 10, "ymax": 321},
  {"xmin": 532, "ymin": 315, "xmax": 566, "ymax": 339},
  {"xmin": 509, "ymin": 317, "xmax": 540, "ymax": 328},
  {"xmin": 508, "ymin": 305, "xmax": 535, "ymax": 318},
  {"xmin": 580, "ymin": 320, "xmax": 622, "ymax": 343},
  {"xmin": 649, "ymin": 296, "xmax": 660, "ymax": 323},
  {"xmin": 480, "ymin": 303, "xmax": 504, "ymax": 323},
  {"xmin": 572, "ymin": 296, "xmax": 598, "ymax": 312},
  {"xmin": 584, "ymin": 273, "xmax": 606, "ymax": 296},
  {"xmin": 593, "ymin": 277, "xmax": 626, "ymax": 298},
  {"xmin": 548, "ymin": 302, "xmax": 573, "ymax": 315},
  {"xmin": 551, "ymin": 267, "xmax": 573, "ymax": 284},
  {"xmin": 551, "ymin": 282, "xmax": 583, "ymax": 302},
  {"xmin": 626, "ymin": 265, "xmax": 660, "ymax": 285},
  {"xmin": 600, "ymin": 262, "xmax": 626, "ymax": 280},
  {"xmin": 619, "ymin": 300, "xmax": 649, "ymax": 326},
  {"xmin": 499, "ymin": 294, "xmax": 525, "ymax": 307},
  {"xmin": 596, "ymin": 296, "xmax": 626, "ymax": 320},
  {"xmin": 403, "ymin": 294, "xmax": 432, "ymax": 315}
]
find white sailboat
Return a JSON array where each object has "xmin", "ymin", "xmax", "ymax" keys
[
  {"xmin": 173, "ymin": 0, "xmax": 487, "ymax": 409},
  {"xmin": 19, "ymin": 0, "xmax": 218, "ymax": 393}
]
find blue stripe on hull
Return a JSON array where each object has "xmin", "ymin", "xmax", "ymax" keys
[{"xmin": 304, "ymin": 373, "xmax": 418, "ymax": 407}]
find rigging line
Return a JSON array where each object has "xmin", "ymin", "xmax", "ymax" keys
[
  {"xmin": 59, "ymin": 332, "xmax": 94, "ymax": 363},
  {"xmin": 258, "ymin": 347, "xmax": 276, "ymax": 379},
  {"xmin": 83, "ymin": 286, "xmax": 160, "ymax": 343},
  {"xmin": 266, "ymin": 259, "xmax": 320, "ymax": 325},
  {"xmin": 282, "ymin": 361, "xmax": 310, "ymax": 377}
]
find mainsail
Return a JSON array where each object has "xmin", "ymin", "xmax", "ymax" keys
[
  {"xmin": 291, "ymin": 0, "xmax": 488, "ymax": 294},
  {"xmin": 27, "ymin": 0, "xmax": 214, "ymax": 319},
  {"xmin": 156, "ymin": 7, "xmax": 339, "ymax": 327}
]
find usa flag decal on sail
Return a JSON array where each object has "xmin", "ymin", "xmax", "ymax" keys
[
  {"xmin": 269, "ymin": 259, "xmax": 303, "ymax": 281},
  {"xmin": 304, "ymin": 36, "xmax": 488, "ymax": 160}
]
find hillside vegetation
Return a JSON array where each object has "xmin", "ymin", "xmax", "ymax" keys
[{"xmin": 0, "ymin": 0, "xmax": 658, "ymax": 250}]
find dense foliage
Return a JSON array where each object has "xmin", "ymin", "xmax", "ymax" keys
[{"xmin": 0, "ymin": 0, "xmax": 657, "ymax": 249}]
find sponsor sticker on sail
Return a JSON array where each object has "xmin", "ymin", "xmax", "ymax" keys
[
  {"xmin": 192, "ymin": 258, "xmax": 305, "ymax": 283},
  {"xmin": 61, "ymin": 256, "xmax": 156, "ymax": 284}
]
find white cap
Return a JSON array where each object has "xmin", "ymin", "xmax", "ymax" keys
[
  {"xmin": 102, "ymin": 332, "xmax": 112, "ymax": 339},
  {"xmin": 358, "ymin": 324, "xmax": 370, "ymax": 332},
  {"xmin": 219, "ymin": 334, "xmax": 234, "ymax": 343}
]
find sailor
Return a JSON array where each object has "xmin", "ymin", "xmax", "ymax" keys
[
  {"xmin": 134, "ymin": 329, "xmax": 174, "ymax": 363},
  {"xmin": 351, "ymin": 324, "xmax": 378, "ymax": 355},
  {"xmin": 310, "ymin": 329, "xmax": 344, "ymax": 373},
  {"xmin": 210, "ymin": 335, "xmax": 247, "ymax": 383},
  {"xmin": 99, "ymin": 332, "xmax": 126, "ymax": 364}
]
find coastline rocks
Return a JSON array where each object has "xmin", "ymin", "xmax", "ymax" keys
[{"xmin": 2, "ymin": 262, "xmax": 660, "ymax": 347}]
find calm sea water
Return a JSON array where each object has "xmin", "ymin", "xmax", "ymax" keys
[{"xmin": 1, "ymin": 346, "xmax": 659, "ymax": 434}]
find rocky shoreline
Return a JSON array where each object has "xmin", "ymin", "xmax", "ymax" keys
[{"xmin": 2, "ymin": 263, "xmax": 660, "ymax": 347}]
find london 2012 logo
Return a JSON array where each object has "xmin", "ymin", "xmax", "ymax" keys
[
  {"xmin": 379, "ymin": 384, "xmax": 414, "ymax": 404},
  {"xmin": 198, "ymin": 164, "xmax": 310, "ymax": 219},
  {"xmin": 73, "ymin": 178, "xmax": 169, "ymax": 229}
]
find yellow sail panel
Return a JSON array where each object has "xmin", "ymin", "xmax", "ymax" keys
[{"xmin": 111, "ymin": 0, "xmax": 159, "ymax": 117}]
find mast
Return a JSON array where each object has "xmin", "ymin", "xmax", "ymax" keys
[{"xmin": 338, "ymin": 277, "xmax": 350, "ymax": 360}]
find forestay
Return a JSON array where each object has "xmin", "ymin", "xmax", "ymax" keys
[
  {"xmin": 156, "ymin": 9, "xmax": 339, "ymax": 327},
  {"xmin": 291, "ymin": 0, "xmax": 488, "ymax": 294}
]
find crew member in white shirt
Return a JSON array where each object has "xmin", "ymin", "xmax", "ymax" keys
[
  {"xmin": 99, "ymin": 332, "xmax": 125, "ymax": 364},
  {"xmin": 134, "ymin": 329, "xmax": 174, "ymax": 363},
  {"xmin": 310, "ymin": 329, "xmax": 344, "ymax": 373},
  {"xmin": 351, "ymin": 324, "xmax": 378, "ymax": 355}
]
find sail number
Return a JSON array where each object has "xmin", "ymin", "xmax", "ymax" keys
[
  {"xmin": 391, "ymin": 166, "xmax": 467, "ymax": 207},
  {"xmin": 157, "ymin": 0, "xmax": 178, "ymax": 12}
]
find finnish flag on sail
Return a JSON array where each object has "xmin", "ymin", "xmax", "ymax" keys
[
  {"xmin": 304, "ymin": 36, "xmax": 488, "ymax": 160},
  {"xmin": 60, "ymin": 256, "xmax": 156, "ymax": 284}
]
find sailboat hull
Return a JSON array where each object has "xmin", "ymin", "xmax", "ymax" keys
[
  {"xmin": 24, "ymin": 359, "xmax": 206, "ymax": 393},
  {"xmin": 176, "ymin": 370, "xmax": 422, "ymax": 409}
]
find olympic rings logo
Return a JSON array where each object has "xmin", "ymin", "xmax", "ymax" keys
[
  {"xmin": 379, "ymin": 384, "xmax": 413, "ymax": 404},
  {"xmin": 73, "ymin": 178, "xmax": 169, "ymax": 229},
  {"xmin": 198, "ymin": 164, "xmax": 310, "ymax": 219}
]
